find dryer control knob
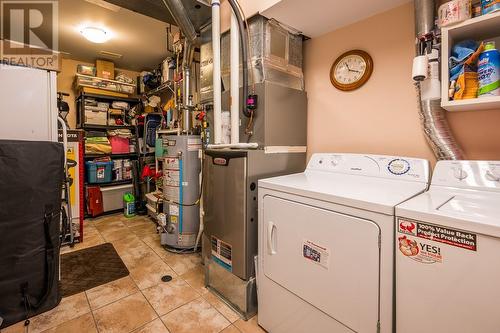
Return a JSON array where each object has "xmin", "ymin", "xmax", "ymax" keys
[
  {"xmin": 453, "ymin": 168, "xmax": 468, "ymax": 180},
  {"xmin": 486, "ymin": 169, "xmax": 500, "ymax": 182}
]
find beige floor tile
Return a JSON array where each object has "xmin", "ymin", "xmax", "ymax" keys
[
  {"xmin": 95, "ymin": 220, "xmax": 127, "ymax": 233},
  {"xmin": 90, "ymin": 215, "xmax": 123, "ymax": 227},
  {"xmin": 142, "ymin": 277, "xmax": 200, "ymax": 316},
  {"xmin": 131, "ymin": 318, "xmax": 170, "ymax": 333},
  {"xmin": 40, "ymin": 312, "xmax": 97, "ymax": 333},
  {"xmin": 181, "ymin": 265, "xmax": 208, "ymax": 295},
  {"xmin": 161, "ymin": 297, "xmax": 230, "ymax": 333},
  {"xmin": 129, "ymin": 224, "xmax": 157, "ymax": 238},
  {"xmin": 85, "ymin": 276, "xmax": 138, "ymax": 310},
  {"xmin": 221, "ymin": 325, "xmax": 242, "ymax": 333},
  {"xmin": 129, "ymin": 258, "xmax": 177, "ymax": 290},
  {"xmin": 233, "ymin": 316, "xmax": 266, "ymax": 333},
  {"xmin": 122, "ymin": 218, "xmax": 153, "ymax": 228},
  {"xmin": 203, "ymin": 291, "xmax": 240, "ymax": 323},
  {"xmin": 120, "ymin": 245, "xmax": 162, "ymax": 271},
  {"xmin": 93, "ymin": 292, "xmax": 157, "ymax": 333},
  {"xmin": 164, "ymin": 252, "xmax": 202, "ymax": 276},
  {"xmin": 2, "ymin": 293, "xmax": 91, "ymax": 333},
  {"xmin": 60, "ymin": 234, "xmax": 106, "ymax": 254},
  {"xmin": 101, "ymin": 227, "xmax": 134, "ymax": 242},
  {"xmin": 110, "ymin": 233, "xmax": 144, "ymax": 255}
]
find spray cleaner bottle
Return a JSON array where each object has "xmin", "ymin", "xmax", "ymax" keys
[{"xmin": 478, "ymin": 41, "xmax": 500, "ymax": 97}]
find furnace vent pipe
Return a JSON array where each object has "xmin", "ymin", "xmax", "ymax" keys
[
  {"xmin": 162, "ymin": 0, "xmax": 198, "ymax": 45},
  {"xmin": 211, "ymin": 0, "xmax": 222, "ymax": 144},
  {"xmin": 230, "ymin": 12, "xmax": 240, "ymax": 144},
  {"xmin": 413, "ymin": 0, "xmax": 464, "ymax": 160}
]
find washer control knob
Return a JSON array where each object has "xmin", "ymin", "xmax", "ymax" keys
[
  {"xmin": 486, "ymin": 169, "xmax": 500, "ymax": 182},
  {"xmin": 453, "ymin": 168, "xmax": 468, "ymax": 180}
]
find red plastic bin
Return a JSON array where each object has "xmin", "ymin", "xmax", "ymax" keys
[{"xmin": 110, "ymin": 136, "xmax": 129, "ymax": 154}]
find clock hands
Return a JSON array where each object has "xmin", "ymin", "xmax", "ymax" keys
[{"xmin": 344, "ymin": 63, "xmax": 362, "ymax": 74}]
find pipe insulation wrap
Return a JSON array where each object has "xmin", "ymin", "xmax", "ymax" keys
[
  {"xmin": 211, "ymin": 0, "xmax": 222, "ymax": 144},
  {"xmin": 230, "ymin": 12, "xmax": 240, "ymax": 144}
]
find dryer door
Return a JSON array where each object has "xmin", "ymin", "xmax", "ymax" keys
[{"xmin": 262, "ymin": 195, "xmax": 381, "ymax": 333}]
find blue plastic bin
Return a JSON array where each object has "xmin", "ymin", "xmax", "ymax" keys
[{"xmin": 86, "ymin": 161, "xmax": 113, "ymax": 184}]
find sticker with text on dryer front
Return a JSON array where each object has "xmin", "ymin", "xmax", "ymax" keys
[
  {"xmin": 398, "ymin": 235, "xmax": 443, "ymax": 264},
  {"xmin": 398, "ymin": 217, "xmax": 477, "ymax": 251},
  {"xmin": 303, "ymin": 240, "xmax": 330, "ymax": 269}
]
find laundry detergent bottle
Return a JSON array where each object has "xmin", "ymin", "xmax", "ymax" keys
[{"xmin": 478, "ymin": 41, "xmax": 500, "ymax": 97}]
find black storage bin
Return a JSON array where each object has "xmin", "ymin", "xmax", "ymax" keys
[{"xmin": 0, "ymin": 140, "xmax": 63, "ymax": 328}]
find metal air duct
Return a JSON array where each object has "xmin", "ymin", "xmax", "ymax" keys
[{"xmin": 413, "ymin": 0, "xmax": 464, "ymax": 160}]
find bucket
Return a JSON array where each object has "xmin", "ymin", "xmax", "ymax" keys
[{"xmin": 123, "ymin": 192, "xmax": 136, "ymax": 218}]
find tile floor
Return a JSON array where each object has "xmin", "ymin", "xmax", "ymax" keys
[{"xmin": 2, "ymin": 214, "xmax": 265, "ymax": 333}]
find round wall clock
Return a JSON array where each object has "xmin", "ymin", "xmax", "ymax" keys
[{"xmin": 330, "ymin": 50, "xmax": 373, "ymax": 91}]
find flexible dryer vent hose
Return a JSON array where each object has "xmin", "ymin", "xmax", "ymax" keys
[{"xmin": 415, "ymin": 82, "xmax": 465, "ymax": 160}]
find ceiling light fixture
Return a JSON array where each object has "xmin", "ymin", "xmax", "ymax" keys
[{"xmin": 80, "ymin": 26, "xmax": 110, "ymax": 43}]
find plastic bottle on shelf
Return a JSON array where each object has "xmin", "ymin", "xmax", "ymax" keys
[
  {"xmin": 123, "ymin": 193, "xmax": 136, "ymax": 218},
  {"xmin": 481, "ymin": 0, "xmax": 500, "ymax": 14},
  {"xmin": 478, "ymin": 41, "xmax": 500, "ymax": 97}
]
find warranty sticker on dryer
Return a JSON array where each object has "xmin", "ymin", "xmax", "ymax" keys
[{"xmin": 303, "ymin": 240, "xmax": 330, "ymax": 269}]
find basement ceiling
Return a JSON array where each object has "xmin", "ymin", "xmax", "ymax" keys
[
  {"xmin": 261, "ymin": 0, "xmax": 411, "ymax": 38},
  {"xmin": 58, "ymin": 0, "xmax": 176, "ymax": 71}
]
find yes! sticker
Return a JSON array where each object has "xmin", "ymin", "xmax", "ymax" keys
[{"xmin": 398, "ymin": 235, "xmax": 442, "ymax": 264}]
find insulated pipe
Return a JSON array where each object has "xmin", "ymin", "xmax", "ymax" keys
[
  {"xmin": 211, "ymin": 0, "xmax": 222, "ymax": 144},
  {"xmin": 230, "ymin": 12, "xmax": 240, "ymax": 144}
]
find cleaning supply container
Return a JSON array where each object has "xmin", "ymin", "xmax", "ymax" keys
[
  {"xmin": 478, "ymin": 41, "xmax": 500, "ymax": 97},
  {"xmin": 86, "ymin": 161, "xmax": 113, "ymax": 183},
  {"xmin": 481, "ymin": 0, "xmax": 500, "ymax": 14},
  {"xmin": 123, "ymin": 192, "xmax": 136, "ymax": 217}
]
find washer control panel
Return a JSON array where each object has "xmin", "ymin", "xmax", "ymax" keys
[
  {"xmin": 432, "ymin": 160, "xmax": 500, "ymax": 191},
  {"xmin": 307, "ymin": 153, "xmax": 430, "ymax": 183}
]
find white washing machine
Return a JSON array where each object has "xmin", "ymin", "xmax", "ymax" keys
[
  {"xmin": 396, "ymin": 160, "xmax": 500, "ymax": 333},
  {"xmin": 257, "ymin": 153, "xmax": 430, "ymax": 333}
]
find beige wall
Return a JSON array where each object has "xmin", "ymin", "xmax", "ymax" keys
[
  {"xmin": 305, "ymin": 3, "xmax": 500, "ymax": 165},
  {"xmin": 56, "ymin": 58, "xmax": 140, "ymax": 129}
]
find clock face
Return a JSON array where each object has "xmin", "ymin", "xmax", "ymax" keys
[
  {"xmin": 330, "ymin": 50, "xmax": 373, "ymax": 91},
  {"xmin": 334, "ymin": 55, "xmax": 367, "ymax": 85}
]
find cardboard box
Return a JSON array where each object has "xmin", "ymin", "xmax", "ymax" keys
[
  {"xmin": 81, "ymin": 87, "xmax": 129, "ymax": 98},
  {"xmin": 96, "ymin": 59, "xmax": 115, "ymax": 80},
  {"xmin": 85, "ymin": 109, "xmax": 108, "ymax": 125}
]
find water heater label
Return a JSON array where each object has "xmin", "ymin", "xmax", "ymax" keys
[
  {"xmin": 164, "ymin": 185, "xmax": 179, "ymax": 201},
  {"xmin": 165, "ymin": 157, "xmax": 179, "ymax": 170},
  {"xmin": 164, "ymin": 170, "xmax": 180, "ymax": 187},
  {"xmin": 169, "ymin": 204, "xmax": 179, "ymax": 216},
  {"xmin": 398, "ymin": 217, "xmax": 477, "ymax": 251},
  {"xmin": 302, "ymin": 240, "xmax": 330, "ymax": 269},
  {"xmin": 178, "ymin": 233, "xmax": 196, "ymax": 246},
  {"xmin": 211, "ymin": 236, "xmax": 232, "ymax": 272},
  {"xmin": 187, "ymin": 138, "xmax": 202, "ymax": 151}
]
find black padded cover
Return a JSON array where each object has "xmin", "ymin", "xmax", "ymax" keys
[{"xmin": 0, "ymin": 140, "xmax": 63, "ymax": 328}]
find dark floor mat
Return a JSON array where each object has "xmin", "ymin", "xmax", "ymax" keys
[{"xmin": 60, "ymin": 243, "xmax": 129, "ymax": 297}]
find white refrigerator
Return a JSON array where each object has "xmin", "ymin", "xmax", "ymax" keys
[{"xmin": 0, "ymin": 64, "xmax": 58, "ymax": 141}]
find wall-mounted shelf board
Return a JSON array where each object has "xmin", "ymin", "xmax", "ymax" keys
[{"xmin": 441, "ymin": 11, "xmax": 500, "ymax": 112}]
